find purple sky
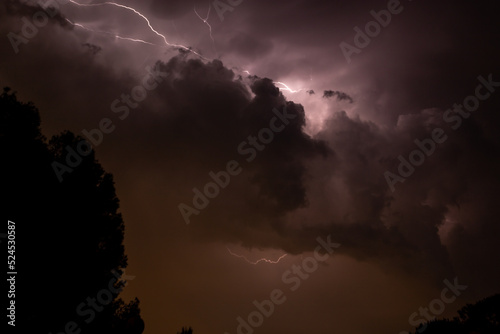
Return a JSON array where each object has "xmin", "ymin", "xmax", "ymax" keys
[{"xmin": 2, "ymin": 1, "xmax": 500, "ymax": 334}]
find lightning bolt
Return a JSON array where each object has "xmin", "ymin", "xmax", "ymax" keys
[
  {"xmin": 194, "ymin": 3, "xmax": 217, "ymax": 56},
  {"xmin": 66, "ymin": 19, "xmax": 158, "ymax": 46},
  {"xmin": 274, "ymin": 82, "xmax": 302, "ymax": 93},
  {"xmin": 226, "ymin": 247, "xmax": 288, "ymax": 265},
  {"xmin": 67, "ymin": 0, "xmax": 208, "ymax": 60},
  {"xmin": 240, "ymin": 71, "xmax": 303, "ymax": 94}
]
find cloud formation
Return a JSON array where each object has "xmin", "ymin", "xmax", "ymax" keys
[
  {"xmin": 323, "ymin": 90, "xmax": 354, "ymax": 103},
  {"xmin": 2, "ymin": 1, "xmax": 500, "ymax": 333}
]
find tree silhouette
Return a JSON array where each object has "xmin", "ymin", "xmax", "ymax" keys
[
  {"xmin": 412, "ymin": 294, "xmax": 500, "ymax": 334},
  {"xmin": 1, "ymin": 87, "xmax": 144, "ymax": 333},
  {"xmin": 177, "ymin": 326, "xmax": 194, "ymax": 334}
]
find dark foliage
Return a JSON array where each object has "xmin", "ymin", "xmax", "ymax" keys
[
  {"xmin": 0, "ymin": 87, "xmax": 143, "ymax": 333},
  {"xmin": 413, "ymin": 294, "xmax": 500, "ymax": 334}
]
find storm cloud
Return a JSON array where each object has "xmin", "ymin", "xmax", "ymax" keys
[{"xmin": 1, "ymin": 1, "xmax": 500, "ymax": 334}]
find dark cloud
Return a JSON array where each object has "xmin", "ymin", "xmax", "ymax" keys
[
  {"xmin": 106, "ymin": 56, "xmax": 332, "ymax": 244},
  {"xmin": 5, "ymin": 0, "xmax": 72, "ymax": 29},
  {"xmin": 323, "ymin": 90, "xmax": 353, "ymax": 103},
  {"xmin": 82, "ymin": 43, "xmax": 102, "ymax": 55}
]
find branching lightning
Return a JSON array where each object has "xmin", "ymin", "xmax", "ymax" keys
[
  {"xmin": 58, "ymin": 1, "xmax": 306, "ymax": 93},
  {"xmin": 67, "ymin": 0, "xmax": 208, "ymax": 60},
  {"xmin": 275, "ymin": 82, "xmax": 302, "ymax": 93},
  {"xmin": 240, "ymin": 71, "xmax": 302, "ymax": 94},
  {"xmin": 66, "ymin": 18, "xmax": 158, "ymax": 46},
  {"xmin": 226, "ymin": 247, "xmax": 288, "ymax": 265},
  {"xmin": 194, "ymin": 3, "xmax": 217, "ymax": 55}
]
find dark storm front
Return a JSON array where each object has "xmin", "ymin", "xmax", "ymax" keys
[
  {"xmin": 178, "ymin": 104, "xmax": 297, "ymax": 224},
  {"xmin": 384, "ymin": 74, "xmax": 500, "ymax": 192}
]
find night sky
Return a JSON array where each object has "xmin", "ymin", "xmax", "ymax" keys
[{"xmin": 2, "ymin": 0, "xmax": 500, "ymax": 334}]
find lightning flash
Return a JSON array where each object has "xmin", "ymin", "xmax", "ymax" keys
[
  {"xmin": 65, "ymin": 19, "xmax": 157, "ymax": 46},
  {"xmin": 194, "ymin": 3, "xmax": 217, "ymax": 55},
  {"xmin": 274, "ymin": 82, "xmax": 302, "ymax": 93},
  {"xmin": 67, "ymin": 0, "xmax": 208, "ymax": 59},
  {"xmin": 226, "ymin": 247, "xmax": 288, "ymax": 265}
]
